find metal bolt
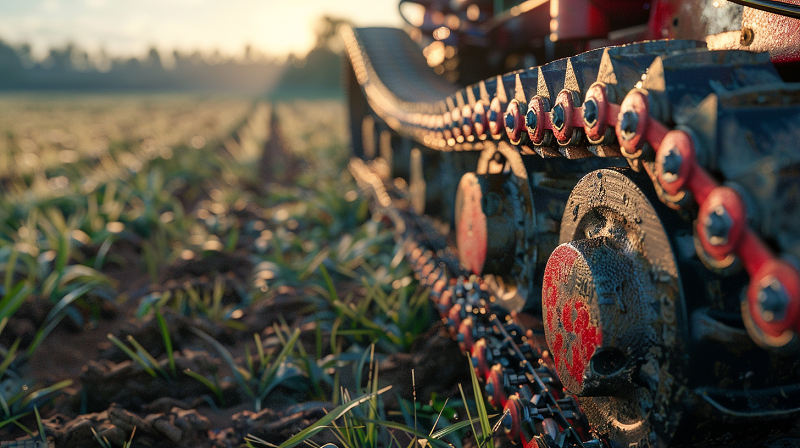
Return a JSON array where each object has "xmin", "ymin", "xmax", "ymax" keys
[
  {"xmin": 525, "ymin": 109, "xmax": 537, "ymax": 130},
  {"xmin": 583, "ymin": 98, "xmax": 598, "ymax": 127},
  {"xmin": 704, "ymin": 205, "xmax": 732, "ymax": 246},
  {"xmin": 504, "ymin": 112, "xmax": 516, "ymax": 132},
  {"xmin": 758, "ymin": 277, "xmax": 788, "ymax": 322},
  {"xmin": 619, "ymin": 110, "xmax": 639, "ymax": 141},
  {"xmin": 661, "ymin": 147, "xmax": 682, "ymax": 182},
  {"xmin": 551, "ymin": 104, "xmax": 565, "ymax": 130}
]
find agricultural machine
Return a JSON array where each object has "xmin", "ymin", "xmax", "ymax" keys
[{"xmin": 343, "ymin": 0, "xmax": 800, "ymax": 447}]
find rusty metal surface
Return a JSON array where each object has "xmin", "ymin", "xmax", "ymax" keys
[{"xmin": 549, "ymin": 169, "xmax": 685, "ymax": 447}]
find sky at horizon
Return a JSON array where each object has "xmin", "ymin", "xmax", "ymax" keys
[{"xmin": 0, "ymin": 0, "xmax": 403, "ymax": 61}]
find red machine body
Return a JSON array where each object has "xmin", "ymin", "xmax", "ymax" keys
[
  {"xmin": 349, "ymin": 0, "xmax": 800, "ymax": 446},
  {"xmin": 400, "ymin": 0, "xmax": 800, "ymax": 84}
]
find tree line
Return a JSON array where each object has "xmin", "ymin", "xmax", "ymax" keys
[{"xmin": 0, "ymin": 16, "xmax": 350, "ymax": 93}]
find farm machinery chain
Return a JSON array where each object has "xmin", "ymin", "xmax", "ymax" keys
[{"xmin": 343, "ymin": 16, "xmax": 800, "ymax": 448}]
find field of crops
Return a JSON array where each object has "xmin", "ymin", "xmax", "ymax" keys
[{"xmin": 0, "ymin": 93, "xmax": 497, "ymax": 448}]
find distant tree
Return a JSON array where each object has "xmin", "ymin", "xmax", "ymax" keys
[
  {"xmin": 313, "ymin": 15, "xmax": 352, "ymax": 53},
  {"xmin": 145, "ymin": 47, "xmax": 164, "ymax": 70},
  {"xmin": 0, "ymin": 40, "xmax": 283, "ymax": 92},
  {"xmin": 43, "ymin": 44, "xmax": 77, "ymax": 71},
  {"xmin": 0, "ymin": 40, "xmax": 23, "ymax": 87},
  {"xmin": 273, "ymin": 15, "xmax": 353, "ymax": 95}
]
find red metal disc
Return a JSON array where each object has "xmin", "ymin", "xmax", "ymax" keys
[
  {"xmin": 503, "ymin": 395, "xmax": 524, "ymax": 443},
  {"xmin": 542, "ymin": 243, "xmax": 602, "ymax": 395},
  {"xmin": 455, "ymin": 173, "xmax": 488, "ymax": 275}
]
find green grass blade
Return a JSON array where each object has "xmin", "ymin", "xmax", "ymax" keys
[
  {"xmin": 27, "ymin": 282, "xmax": 96, "ymax": 356},
  {"xmin": 225, "ymin": 227, "xmax": 240, "ymax": 252},
  {"xmin": 244, "ymin": 433, "xmax": 278, "ymax": 448},
  {"xmin": 359, "ymin": 418, "xmax": 452, "ymax": 448},
  {"xmin": 190, "ymin": 327, "xmax": 252, "ymax": 398},
  {"xmin": 468, "ymin": 356, "xmax": 494, "ymax": 448},
  {"xmin": 0, "ymin": 412, "xmax": 31, "ymax": 431},
  {"xmin": 429, "ymin": 416, "xmax": 485, "ymax": 440},
  {"xmin": 92, "ymin": 427, "xmax": 112, "ymax": 448},
  {"xmin": 0, "ymin": 282, "xmax": 32, "ymax": 321},
  {"xmin": 126, "ymin": 335, "xmax": 166, "ymax": 378},
  {"xmin": 34, "ymin": 405, "xmax": 46, "ymax": 442},
  {"xmin": 154, "ymin": 310, "xmax": 176, "ymax": 375},
  {"xmin": 367, "ymin": 345, "xmax": 378, "ymax": 446},
  {"xmin": 255, "ymin": 333, "xmax": 266, "ymax": 366},
  {"xmin": 0, "ymin": 389, "xmax": 11, "ymax": 416},
  {"xmin": 318, "ymin": 263, "xmax": 339, "ymax": 302},
  {"xmin": 0, "ymin": 338, "xmax": 21, "ymax": 377},
  {"xmin": 183, "ymin": 369, "xmax": 224, "ymax": 406},
  {"xmin": 277, "ymin": 385, "xmax": 392, "ymax": 448},
  {"xmin": 21, "ymin": 379, "xmax": 73, "ymax": 408},
  {"xmin": 458, "ymin": 384, "xmax": 478, "ymax": 447},
  {"xmin": 124, "ymin": 427, "xmax": 137, "ymax": 448},
  {"xmin": 107, "ymin": 334, "xmax": 157, "ymax": 377},
  {"xmin": 257, "ymin": 327, "xmax": 301, "ymax": 400},
  {"xmin": 3, "ymin": 248, "xmax": 18, "ymax": 293}
]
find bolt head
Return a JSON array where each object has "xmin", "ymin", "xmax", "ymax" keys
[
  {"xmin": 661, "ymin": 147, "xmax": 683, "ymax": 182},
  {"xmin": 704, "ymin": 205, "xmax": 732, "ymax": 246},
  {"xmin": 551, "ymin": 104, "xmax": 565, "ymax": 131},
  {"xmin": 525, "ymin": 109, "xmax": 537, "ymax": 130},
  {"xmin": 504, "ymin": 112, "xmax": 516, "ymax": 132},
  {"xmin": 583, "ymin": 99, "xmax": 598, "ymax": 127},
  {"xmin": 758, "ymin": 277, "xmax": 789, "ymax": 322},
  {"xmin": 619, "ymin": 110, "xmax": 639, "ymax": 141},
  {"xmin": 502, "ymin": 412, "xmax": 513, "ymax": 430}
]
